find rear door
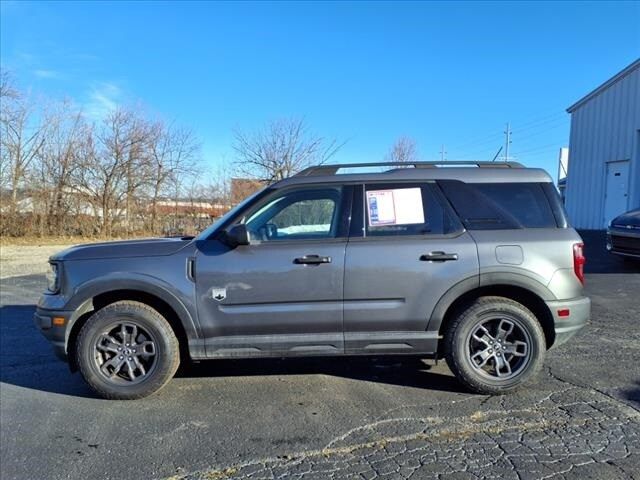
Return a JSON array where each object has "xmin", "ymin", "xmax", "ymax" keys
[
  {"xmin": 195, "ymin": 185, "xmax": 351, "ymax": 357},
  {"xmin": 343, "ymin": 182, "xmax": 479, "ymax": 354}
]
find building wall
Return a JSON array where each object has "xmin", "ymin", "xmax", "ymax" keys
[{"xmin": 565, "ymin": 64, "xmax": 640, "ymax": 229}]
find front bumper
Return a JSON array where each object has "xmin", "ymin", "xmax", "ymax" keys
[
  {"xmin": 545, "ymin": 296, "xmax": 590, "ymax": 348},
  {"xmin": 34, "ymin": 308, "xmax": 74, "ymax": 362},
  {"xmin": 606, "ymin": 229, "xmax": 640, "ymax": 258}
]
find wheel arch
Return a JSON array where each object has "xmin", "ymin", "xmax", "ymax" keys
[
  {"xmin": 65, "ymin": 279, "xmax": 198, "ymax": 371},
  {"xmin": 429, "ymin": 280, "xmax": 556, "ymax": 355}
]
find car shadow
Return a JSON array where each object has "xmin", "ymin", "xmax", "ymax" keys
[
  {"xmin": 176, "ymin": 356, "xmax": 467, "ymax": 394},
  {"xmin": 0, "ymin": 304, "xmax": 96, "ymax": 398},
  {"xmin": 0, "ymin": 303, "xmax": 466, "ymax": 398},
  {"xmin": 622, "ymin": 382, "xmax": 640, "ymax": 408}
]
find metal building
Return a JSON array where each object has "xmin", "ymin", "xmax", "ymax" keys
[{"xmin": 564, "ymin": 58, "xmax": 640, "ymax": 229}]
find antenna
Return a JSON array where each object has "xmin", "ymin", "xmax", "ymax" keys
[{"xmin": 492, "ymin": 146, "xmax": 503, "ymax": 162}]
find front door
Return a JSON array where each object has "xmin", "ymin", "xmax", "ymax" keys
[
  {"xmin": 195, "ymin": 185, "xmax": 350, "ymax": 357},
  {"xmin": 344, "ymin": 183, "xmax": 479, "ymax": 354},
  {"xmin": 604, "ymin": 160, "xmax": 630, "ymax": 227}
]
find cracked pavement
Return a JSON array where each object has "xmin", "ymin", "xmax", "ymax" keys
[{"xmin": 1, "ymin": 236, "xmax": 639, "ymax": 480}]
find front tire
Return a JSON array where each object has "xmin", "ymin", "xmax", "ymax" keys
[
  {"xmin": 75, "ymin": 301, "xmax": 180, "ymax": 400},
  {"xmin": 444, "ymin": 296, "xmax": 546, "ymax": 395}
]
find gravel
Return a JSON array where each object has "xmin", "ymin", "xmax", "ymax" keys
[{"xmin": 0, "ymin": 244, "xmax": 71, "ymax": 279}]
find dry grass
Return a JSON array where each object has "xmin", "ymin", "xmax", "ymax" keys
[{"xmin": 0, "ymin": 235, "xmax": 150, "ymax": 247}]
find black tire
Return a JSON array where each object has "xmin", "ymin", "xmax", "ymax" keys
[
  {"xmin": 75, "ymin": 301, "xmax": 180, "ymax": 400},
  {"xmin": 444, "ymin": 296, "xmax": 546, "ymax": 395}
]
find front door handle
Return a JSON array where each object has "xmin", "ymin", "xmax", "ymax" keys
[
  {"xmin": 294, "ymin": 255, "xmax": 332, "ymax": 265},
  {"xmin": 420, "ymin": 251, "xmax": 458, "ymax": 262}
]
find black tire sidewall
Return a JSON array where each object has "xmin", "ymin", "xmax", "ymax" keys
[
  {"xmin": 447, "ymin": 298, "xmax": 546, "ymax": 393},
  {"xmin": 77, "ymin": 303, "xmax": 179, "ymax": 399}
]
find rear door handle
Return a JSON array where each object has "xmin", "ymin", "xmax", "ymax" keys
[
  {"xmin": 420, "ymin": 251, "xmax": 458, "ymax": 262},
  {"xmin": 294, "ymin": 255, "xmax": 332, "ymax": 265}
]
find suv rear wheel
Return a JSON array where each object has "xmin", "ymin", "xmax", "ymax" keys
[
  {"xmin": 444, "ymin": 296, "xmax": 545, "ymax": 394},
  {"xmin": 76, "ymin": 301, "xmax": 180, "ymax": 400}
]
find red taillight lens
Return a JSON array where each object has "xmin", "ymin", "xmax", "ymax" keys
[{"xmin": 573, "ymin": 243, "xmax": 585, "ymax": 285}]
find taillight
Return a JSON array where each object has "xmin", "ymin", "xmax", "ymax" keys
[{"xmin": 573, "ymin": 243, "xmax": 585, "ymax": 285}]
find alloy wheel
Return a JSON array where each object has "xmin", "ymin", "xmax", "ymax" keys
[
  {"xmin": 93, "ymin": 322, "xmax": 158, "ymax": 385},
  {"xmin": 466, "ymin": 316, "xmax": 531, "ymax": 380}
]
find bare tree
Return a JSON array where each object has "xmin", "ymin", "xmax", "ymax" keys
[
  {"xmin": 32, "ymin": 100, "xmax": 89, "ymax": 234},
  {"xmin": 0, "ymin": 85, "xmax": 47, "ymax": 213},
  {"xmin": 73, "ymin": 109, "xmax": 148, "ymax": 235},
  {"xmin": 148, "ymin": 122, "xmax": 200, "ymax": 233},
  {"xmin": 385, "ymin": 136, "xmax": 419, "ymax": 164},
  {"xmin": 0, "ymin": 70, "xmax": 17, "ymax": 193},
  {"xmin": 233, "ymin": 118, "xmax": 343, "ymax": 183},
  {"xmin": 0, "ymin": 70, "xmax": 19, "ymax": 101},
  {"xmin": 0, "ymin": 72, "xmax": 204, "ymax": 238}
]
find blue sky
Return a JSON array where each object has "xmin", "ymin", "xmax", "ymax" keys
[{"xmin": 1, "ymin": 1, "xmax": 639, "ymax": 179}]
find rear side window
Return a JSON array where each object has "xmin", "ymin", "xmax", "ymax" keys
[
  {"xmin": 363, "ymin": 183, "xmax": 458, "ymax": 236},
  {"xmin": 438, "ymin": 181, "xmax": 558, "ymax": 230}
]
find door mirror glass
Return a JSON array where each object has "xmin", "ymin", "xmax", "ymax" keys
[{"xmin": 224, "ymin": 223, "xmax": 250, "ymax": 247}]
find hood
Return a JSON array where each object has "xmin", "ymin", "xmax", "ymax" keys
[
  {"xmin": 50, "ymin": 237, "xmax": 194, "ymax": 262},
  {"xmin": 611, "ymin": 208, "xmax": 640, "ymax": 228}
]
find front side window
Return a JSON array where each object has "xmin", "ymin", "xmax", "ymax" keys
[{"xmin": 244, "ymin": 187, "xmax": 342, "ymax": 241}]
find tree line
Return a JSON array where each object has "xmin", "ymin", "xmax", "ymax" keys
[{"xmin": 1, "ymin": 70, "xmax": 419, "ymax": 238}]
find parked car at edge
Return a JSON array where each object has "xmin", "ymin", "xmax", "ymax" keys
[
  {"xmin": 606, "ymin": 208, "xmax": 640, "ymax": 259},
  {"xmin": 36, "ymin": 161, "xmax": 590, "ymax": 399}
]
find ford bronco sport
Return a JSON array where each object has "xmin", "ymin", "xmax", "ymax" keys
[{"xmin": 36, "ymin": 161, "xmax": 590, "ymax": 399}]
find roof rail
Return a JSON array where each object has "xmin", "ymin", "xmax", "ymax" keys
[{"xmin": 295, "ymin": 161, "xmax": 525, "ymax": 176}]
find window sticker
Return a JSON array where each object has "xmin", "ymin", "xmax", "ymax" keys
[{"xmin": 366, "ymin": 188, "xmax": 425, "ymax": 226}]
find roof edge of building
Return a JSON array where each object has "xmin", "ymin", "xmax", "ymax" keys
[{"xmin": 566, "ymin": 58, "xmax": 640, "ymax": 113}]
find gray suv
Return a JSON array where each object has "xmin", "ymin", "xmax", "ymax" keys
[{"xmin": 35, "ymin": 161, "xmax": 590, "ymax": 399}]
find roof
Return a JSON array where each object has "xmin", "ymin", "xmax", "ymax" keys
[
  {"xmin": 567, "ymin": 58, "xmax": 640, "ymax": 113},
  {"xmin": 274, "ymin": 162, "xmax": 553, "ymax": 188}
]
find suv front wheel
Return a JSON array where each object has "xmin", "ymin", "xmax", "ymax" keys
[
  {"xmin": 75, "ymin": 301, "xmax": 180, "ymax": 400},
  {"xmin": 444, "ymin": 296, "xmax": 546, "ymax": 394}
]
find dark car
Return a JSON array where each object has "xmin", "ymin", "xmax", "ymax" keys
[{"xmin": 606, "ymin": 208, "xmax": 640, "ymax": 259}]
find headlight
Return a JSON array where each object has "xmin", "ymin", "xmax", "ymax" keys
[{"xmin": 46, "ymin": 263, "xmax": 59, "ymax": 293}]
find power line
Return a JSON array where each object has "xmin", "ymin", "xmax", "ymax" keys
[
  {"xmin": 449, "ymin": 108, "xmax": 567, "ymax": 157},
  {"xmin": 514, "ymin": 142, "xmax": 562, "ymax": 155},
  {"xmin": 512, "ymin": 121, "xmax": 569, "ymax": 151},
  {"xmin": 511, "ymin": 111, "xmax": 566, "ymax": 131},
  {"xmin": 512, "ymin": 117, "xmax": 569, "ymax": 143},
  {"xmin": 459, "ymin": 116, "xmax": 568, "ymax": 159},
  {"xmin": 448, "ymin": 132, "xmax": 504, "ymax": 154}
]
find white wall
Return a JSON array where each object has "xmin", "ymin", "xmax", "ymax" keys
[{"xmin": 565, "ymin": 63, "xmax": 640, "ymax": 229}]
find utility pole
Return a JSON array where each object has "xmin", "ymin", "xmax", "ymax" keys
[
  {"xmin": 504, "ymin": 122, "xmax": 512, "ymax": 162},
  {"xmin": 439, "ymin": 144, "xmax": 447, "ymax": 161}
]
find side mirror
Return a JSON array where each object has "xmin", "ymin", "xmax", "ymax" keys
[{"xmin": 224, "ymin": 223, "xmax": 250, "ymax": 247}]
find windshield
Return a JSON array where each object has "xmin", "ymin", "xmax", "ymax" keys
[{"xmin": 195, "ymin": 187, "xmax": 269, "ymax": 240}]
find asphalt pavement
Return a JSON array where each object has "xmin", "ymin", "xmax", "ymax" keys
[{"xmin": 0, "ymin": 232, "xmax": 638, "ymax": 480}]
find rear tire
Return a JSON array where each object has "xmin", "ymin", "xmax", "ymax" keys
[
  {"xmin": 444, "ymin": 296, "xmax": 546, "ymax": 395},
  {"xmin": 76, "ymin": 301, "xmax": 180, "ymax": 400}
]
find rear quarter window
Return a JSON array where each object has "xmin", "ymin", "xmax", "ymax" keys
[{"xmin": 438, "ymin": 181, "xmax": 559, "ymax": 230}]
